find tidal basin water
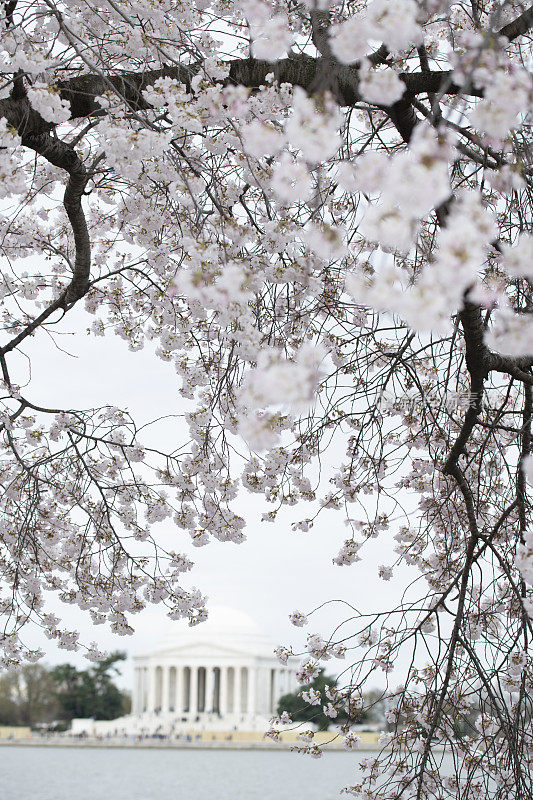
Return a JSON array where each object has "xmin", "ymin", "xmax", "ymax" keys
[{"xmin": 0, "ymin": 746, "xmax": 364, "ymax": 800}]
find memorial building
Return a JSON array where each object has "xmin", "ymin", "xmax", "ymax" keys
[{"xmin": 71, "ymin": 606, "xmax": 298, "ymax": 736}]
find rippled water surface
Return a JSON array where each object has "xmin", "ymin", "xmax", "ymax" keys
[{"xmin": 0, "ymin": 745, "xmax": 364, "ymax": 800}]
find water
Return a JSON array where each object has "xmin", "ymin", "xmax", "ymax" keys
[{"xmin": 0, "ymin": 746, "xmax": 363, "ymax": 800}]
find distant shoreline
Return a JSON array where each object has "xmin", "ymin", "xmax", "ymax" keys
[{"xmin": 0, "ymin": 737, "xmax": 374, "ymax": 752}]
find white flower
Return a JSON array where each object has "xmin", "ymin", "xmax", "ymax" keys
[
  {"xmin": 306, "ymin": 633, "xmax": 327, "ymax": 658},
  {"xmin": 57, "ymin": 630, "xmax": 80, "ymax": 650},
  {"xmin": 241, "ymin": 119, "xmax": 285, "ymax": 158},
  {"xmin": 309, "ymin": 744, "xmax": 323, "ymax": 758},
  {"xmin": 335, "ymin": 161, "xmax": 358, "ymax": 192},
  {"xmin": 343, "ymin": 732, "xmax": 362, "ymax": 750},
  {"xmin": 352, "ymin": 150, "xmax": 389, "ymax": 193},
  {"xmin": 359, "ymin": 202, "xmax": 419, "ymax": 254},
  {"xmin": 289, "ymin": 610, "xmax": 308, "ymax": 627},
  {"xmin": 296, "ymin": 658, "xmax": 320, "ymax": 683},
  {"xmin": 25, "ymin": 648, "xmax": 45, "ymax": 663},
  {"xmin": 85, "ymin": 643, "xmax": 108, "ymax": 662},
  {"xmin": 333, "ymin": 538, "xmax": 362, "ymax": 566},
  {"xmin": 485, "ymin": 307, "xmax": 533, "ymax": 357},
  {"xmin": 239, "ymin": 343, "xmax": 326, "ymax": 414},
  {"xmin": 366, "ymin": 0, "xmax": 423, "ymax": 51},
  {"xmin": 274, "ymin": 645, "xmax": 293, "ymax": 664},
  {"xmin": 127, "ymin": 445, "xmax": 145, "ymax": 462},
  {"xmin": 302, "ymin": 688, "xmax": 321, "ymax": 705},
  {"xmin": 285, "ymin": 88, "xmax": 342, "ymax": 164},
  {"xmin": 244, "ymin": 0, "xmax": 294, "ymax": 61},
  {"xmin": 522, "ymin": 455, "xmax": 533, "ymax": 485},
  {"xmin": 331, "ymin": 643, "xmax": 347, "ymax": 659},
  {"xmin": 271, "ymin": 152, "xmax": 313, "ymax": 203},
  {"xmin": 378, "ymin": 564, "xmax": 393, "ymax": 580},
  {"xmin": 469, "ymin": 67, "xmax": 531, "ymax": 140},
  {"xmin": 303, "ymin": 222, "xmax": 347, "ymax": 261},
  {"xmin": 507, "ymin": 650, "xmax": 526, "ymax": 677},
  {"xmin": 383, "ymin": 126, "xmax": 451, "ymax": 217},
  {"xmin": 0, "ymin": 117, "xmax": 26, "ymax": 197},
  {"xmin": 501, "ymin": 234, "xmax": 533, "ymax": 279},
  {"xmin": 516, "ymin": 530, "xmax": 533, "ymax": 589},
  {"xmin": 359, "ymin": 67, "xmax": 405, "ymax": 106},
  {"xmin": 27, "ymin": 83, "xmax": 71, "ymax": 124},
  {"xmin": 238, "ymin": 410, "xmax": 280, "ymax": 452},
  {"xmin": 329, "ymin": 17, "xmax": 369, "ymax": 64}
]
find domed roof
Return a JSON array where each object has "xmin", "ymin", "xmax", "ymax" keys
[{"xmin": 154, "ymin": 606, "xmax": 277, "ymax": 659}]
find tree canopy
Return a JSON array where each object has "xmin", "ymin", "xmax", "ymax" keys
[
  {"xmin": 50, "ymin": 651, "xmax": 129, "ymax": 722},
  {"xmin": 277, "ymin": 671, "xmax": 384, "ymax": 730},
  {"xmin": 0, "ymin": 0, "xmax": 532, "ymax": 797},
  {"xmin": 0, "ymin": 663, "xmax": 58, "ymax": 727},
  {"xmin": 0, "ymin": 652, "xmax": 129, "ymax": 726}
]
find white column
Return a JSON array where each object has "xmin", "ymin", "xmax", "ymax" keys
[
  {"xmin": 175, "ymin": 666, "xmax": 183, "ymax": 714},
  {"xmin": 239, "ymin": 666, "xmax": 247, "ymax": 714},
  {"xmin": 272, "ymin": 668, "xmax": 280, "ymax": 711},
  {"xmin": 146, "ymin": 665, "xmax": 155, "ymax": 713},
  {"xmin": 279, "ymin": 669, "xmax": 285, "ymax": 699},
  {"xmin": 132, "ymin": 668, "xmax": 138, "ymax": 714},
  {"xmin": 142, "ymin": 668, "xmax": 148, "ymax": 712},
  {"xmin": 131, "ymin": 668, "xmax": 136, "ymax": 714},
  {"xmin": 289, "ymin": 667, "xmax": 297, "ymax": 693},
  {"xmin": 145, "ymin": 667, "xmax": 151, "ymax": 713},
  {"xmin": 220, "ymin": 666, "xmax": 228, "ymax": 716},
  {"xmin": 190, "ymin": 666, "xmax": 198, "ymax": 716},
  {"xmin": 206, "ymin": 667, "xmax": 215, "ymax": 713},
  {"xmin": 236, "ymin": 666, "xmax": 242, "ymax": 714},
  {"xmin": 247, "ymin": 665, "xmax": 256, "ymax": 717},
  {"xmin": 137, "ymin": 667, "xmax": 143, "ymax": 714},
  {"xmin": 162, "ymin": 666, "xmax": 170, "ymax": 713}
]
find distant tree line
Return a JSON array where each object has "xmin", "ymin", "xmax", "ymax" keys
[
  {"xmin": 0, "ymin": 652, "xmax": 130, "ymax": 729},
  {"xmin": 277, "ymin": 671, "xmax": 386, "ymax": 731}
]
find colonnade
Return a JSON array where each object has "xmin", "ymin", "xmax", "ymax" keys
[{"xmin": 132, "ymin": 664, "xmax": 291, "ymax": 717}]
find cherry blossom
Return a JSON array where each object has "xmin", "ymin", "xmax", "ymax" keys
[
  {"xmin": 27, "ymin": 83, "xmax": 71, "ymax": 124},
  {"xmin": 0, "ymin": 1, "xmax": 531, "ymax": 796},
  {"xmin": 359, "ymin": 66, "xmax": 406, "ymax": 106},
  {"xmin": 289, "ymin": 610, "xmax": 308, "ymax": 627}
]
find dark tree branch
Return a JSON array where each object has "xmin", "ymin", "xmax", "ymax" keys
[
  {"xmin": 383, "ymin": 97, "xmax": 419, "ymax": 142},
  {"xmin": 22, "ymin": 134, "xmax": 90, "ymax": 303},
  {"xmin": 442, "ymin": 303, "xmax": 491, "ymax": 475},
  {"xmin": 0, "ymin": 58, "xmax": 485, "ymax": 136},
  {"xmin": 517, "ymin": 381, "xmax": 532, "ymax": 540},
  {"xmin": 1, "ymin": 133, "xmax": 90, "ymax": 354},
  {"xmin": 498, "ymin": 4, "xmax": 533, "ymax": 41},
  {"xmin": 443, "ymin": 301, "xmax": 533, "ymax": 476}
]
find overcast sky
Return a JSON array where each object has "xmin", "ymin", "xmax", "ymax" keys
[{"xmin": 15, "ymin": 304, "xmax": 416, "ymax": 691}]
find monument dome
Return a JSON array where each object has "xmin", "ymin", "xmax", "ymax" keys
[{"xmin": 156, "ymin": 606, "xmax": 276, "ymax": 659}]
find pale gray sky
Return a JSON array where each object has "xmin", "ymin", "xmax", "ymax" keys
[{"xmin": 16, "ymin": 304, "xmax": 415, "ymax": 690}]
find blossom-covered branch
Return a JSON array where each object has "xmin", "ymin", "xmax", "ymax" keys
[{"xmin": 0, "ymin": 0, "xmax": 532, "ymax": 797}]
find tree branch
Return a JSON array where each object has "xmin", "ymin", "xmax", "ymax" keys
[
  {"xmin": 498, "ymin": 4, "xmax": 533, "ymax": 41},
  {"xmin": 442, "ymin": 303, "xmax": 491, "ymax": 475},
  {"xmin": 0, "ymin": 58, "xmax": 486, "ymax": 135},
  {"xmin": 1, "ymin": 133, "xmax": 90, "ymax": 354}
]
